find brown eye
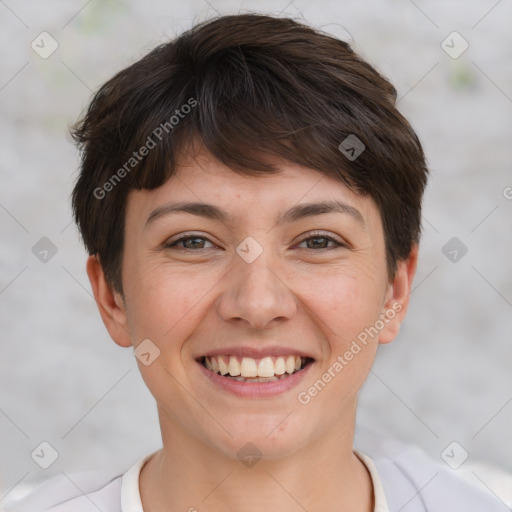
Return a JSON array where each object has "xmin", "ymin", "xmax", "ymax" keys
[
  {"xmin": 166, "ymin": 236, "xmax": 214, "ymax": 250},
  {"xmin": 296, "ymin": 232, "xmax": 344, "ymax": 250},
  {"xmin": 308, "ymin": 236, "xmax": 332, "ymax": 249}
]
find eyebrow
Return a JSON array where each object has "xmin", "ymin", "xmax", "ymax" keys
[{"xmin": 145, "ymin": 200, "xmax": 365, "ymax": 228}]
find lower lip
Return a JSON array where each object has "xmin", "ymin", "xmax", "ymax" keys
[{"xmin": 196, "ymin": 359, "xmax": 314, "ymax": 398}]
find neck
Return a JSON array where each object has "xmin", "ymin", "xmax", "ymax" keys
[{"xmin": 139, "ymin": 406, "xmax": 374, "ymax": 512}]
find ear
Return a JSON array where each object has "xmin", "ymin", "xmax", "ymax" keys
[
  {"xmin": 378, "ymin": 244, "xmax": 419, "ymax": 345},
  {"xmin": 86, "ymin": 254, "xmax": 132, "ymax": 348}
]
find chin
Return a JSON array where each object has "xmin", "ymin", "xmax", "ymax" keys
[{"xmin": 208, "ymin": 415, "xmax": 310, "ymax": 462}]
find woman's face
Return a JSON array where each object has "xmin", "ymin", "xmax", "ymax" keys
[{"xmin": 96, "ymin": 148, "xmax": 413, "ymax": 460}]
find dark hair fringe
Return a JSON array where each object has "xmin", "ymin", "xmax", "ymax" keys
[{"xmin": 71, "ymin": 14, "xmax": 428, "ymax": 292}]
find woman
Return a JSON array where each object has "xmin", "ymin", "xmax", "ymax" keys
[{"xmin": 11, "ymin": 13, "xmax": 505, "ymax": 512}]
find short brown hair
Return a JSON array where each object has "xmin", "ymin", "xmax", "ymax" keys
[{"xmin": 71, "ymin": 13, "xmax": 428, "ymax": 293}]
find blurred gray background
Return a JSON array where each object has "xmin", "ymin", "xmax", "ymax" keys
[{"xmin": 1, "ymin": 0, "xmax": 511, "ymax": 506}]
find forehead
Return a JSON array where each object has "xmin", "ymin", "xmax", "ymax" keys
[{"xmin": 125, "ymin": 150, "xmax": 382, "ymax": 233}]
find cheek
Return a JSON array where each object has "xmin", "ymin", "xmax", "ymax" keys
[
  {"xmin": 124, "ymin": 262, "xmax": 222, "ymax": 342},
  {"xmin": 301, "ymin": 266, "xmax": 382, "ymax": 340},
  {"xmin": 123, "ymin": 266, "xmax": 217, "ymax": 407},
  {"xmin": 299, "ymin": 266, "xmax": 384, "ymax": 398},
  {"xmin": 297, "ymin": 272, "xmax": 381, "ymax": 410}
]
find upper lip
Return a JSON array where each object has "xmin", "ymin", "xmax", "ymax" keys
[{"xmin": 196, "ymin": 346, "xmax": 316, "ymax": 360}]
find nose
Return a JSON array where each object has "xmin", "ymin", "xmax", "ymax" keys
[{"xmin": 216, "ymin": 249, "xmax": 298, "ymax": 330}]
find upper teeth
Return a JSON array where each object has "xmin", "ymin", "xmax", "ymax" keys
[{"xmin": 204, "ymin": 355, "xmax": 305, "ymax": 377}]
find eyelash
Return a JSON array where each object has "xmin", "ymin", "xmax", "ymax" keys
[{"xmin": 165, "ymin": 231, "xmax": 346, "ymax": 251}]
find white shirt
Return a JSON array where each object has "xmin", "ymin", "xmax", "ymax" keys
[
  {"xmin": 5, "ymin": 443, "xmax": 507, "ymax": 512},
  {"xmin": 6, "ymin": 450, "xmax": 388, "ymax": 512}
]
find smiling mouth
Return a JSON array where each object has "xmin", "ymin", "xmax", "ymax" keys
[{"xmin": 197, "ymin": 355, "xmax": 315, "ymax": 383}]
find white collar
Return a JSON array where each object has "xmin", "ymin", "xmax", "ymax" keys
[
  {"xmin": 355, "ymin": 450, "xmax": 390, "ymax": 512},
  {"xmin": 120, "ymin": 451, "xmax": 154, "ymax": 512}
]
